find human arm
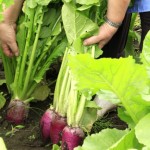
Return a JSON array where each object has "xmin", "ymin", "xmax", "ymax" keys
[
  {"xmin": 0, "ymin": 0, "xmax": 24, "ymax": 57},
  {"xmin": 83, "ymin": 0, "xmax": 131, "ymax": 49}
]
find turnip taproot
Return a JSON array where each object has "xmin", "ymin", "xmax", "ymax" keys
[
  {"xmin": 6, "ymin": 99, "xmax": 29, "ymax": 124},
  {"xmin": 61, "ymin": 126, "xmax": 85, "ymax": 150},
  {"xmin": 40, "ymin": 109, "xmax": 56, "ymax": 143},
  {"xmin": 50, "ymin": 113, "xmax": 67, "ymax": 144}
]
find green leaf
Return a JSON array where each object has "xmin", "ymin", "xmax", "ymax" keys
[
  {"xmin": 62, "ymin": 3, "xmax": 99, "ymax": 44},
  {"xmin": 34, "ymin": 38, "xmax": 67, "ymax": 83},
  {"xmin": 42, "ymin": 8, "xmax": 56, "ymax": 26},
  {"xmin": 31, "ymin": 84, "xmax": 50, "ymax": 101},
  {"xmin": 52, "ymin": 144, "xmax": 61, "ymax": 150},
  {"xmin": 75, "ymin": 128, "xmax": 129, "ymax": 150},
  {"xmin": 26, "ymin": 0, "xmax": 37, "ymax": 8},
  {"xmin": 2, "ymin": 0, "xmax": 14, "ymax": 7},
  {"xmin": 0, "ymin": 93, "xmax": 6, "ymax": 109},
  {"xmin": 26, "ymin": 0, "xmax": 54, "ymax": 7},
  {"xmin": 135, "ymin": 113, "xmax": 150, "ymax": 147},
  {"xmin": 68, "ymin": 54, "xmax": 149, "ymax": 123},
  {"xmin": 77, "ymin": 5, "xmax": 93, "ymax": 11},
  {"xmin": 51, "ymin": 21, "xmax": 61, "ymax": 36},
  {"xmin": 79, "ymin": 107, "xmax": 98, "ymax": 132},
  {"xmin": 36, "ymin": 0, "xmax": 54, "ymax": 6},
  {"xmin": 76, "ymin": 0, "xmax": 99, "ymax": 5},
  {"xmin": 142, "ymin": 147, "xmax": 150, "ymax": 150},
  {"xmin": 109, "ymin": 130, "xmax": 142, "ymax": 150},
  {"xmin": 85, "ymin": 101, "xmax": 100, "ymax": 108},
  {"xmin": 0, "ymin": 138, "xmax": 7, "ymax": 150},
  {"xmin": 39, "ymin": 26, "xmax": 52, "ymax": 38}
]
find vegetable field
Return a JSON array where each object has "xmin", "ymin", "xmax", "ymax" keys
[{"xmin": 1, "ymin": 0, "xmax": 150, "ymax": 150}]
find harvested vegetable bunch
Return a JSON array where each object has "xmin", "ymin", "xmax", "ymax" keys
[
  {"xmin": 0, "ymin": 0, "xmax": 67, "ymax": 124},
  {"xmin": 40, "ymin": 0, "xmax": 107, "ymax": 147},
  {"xmin": 40, "ymin": 49, "xmax": 69, "ymax": 144}
]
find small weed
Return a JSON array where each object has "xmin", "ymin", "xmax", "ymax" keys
[
  {"xmin": 28, "ymin": 134, "xmax": 36, "ymax": 141},
  {"xmin": 5, "ymin": 125, "xmax": 25, "ymax": 137}
]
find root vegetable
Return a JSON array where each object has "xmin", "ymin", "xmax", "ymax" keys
[
  {"xmin": 6, "ymin": 99, "xmax": 29, "ymax": 124},
  {"xmin": 40, "ymin": 109, "xmax": 55, "ymax": 143},
  {"xmin": 50, "ymin": 113, "xmax": 67, "ymax": 144},
  {"xmin": 61, "ymin": 126, "xmax": 85, "ymax": 150}
]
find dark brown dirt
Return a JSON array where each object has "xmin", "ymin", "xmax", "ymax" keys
[
  {"xmin": 0, "ymin": 102, "xmax": 127, "ymax": 150},
  {"xmin": 0, "ymin": 99, "xmax": 53, "ymax": 150}
]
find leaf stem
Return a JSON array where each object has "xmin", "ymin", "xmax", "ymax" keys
[
  {"xmin": 21, "ymin": 12, "xmax": 44, "ymax": 99},
  {"xmin": 67, "ymin": 79, "xmax": 78, "ymax": 126},
  {"xmin": 17, "ymin": 10, "xmax": 35, "ymax": 94},
  {"xmin": 53, "ymin": 48, "xmax": 68, "ymax": 108},
  {"xmin": 75, "ymin": 94, "xmax": 86, "ymax": 126},
  {"xmin": 57, "ymin": 66, "xmax": 70, "ymax": 116}
]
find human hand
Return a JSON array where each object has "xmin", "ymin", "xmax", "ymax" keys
[
  {"xmin": 83, "ymin": 22, "xmax": 118, "ymax": 49},
  {"xmin": 0, "ymin": 22, "xmax": 19, "ymax": 57}
]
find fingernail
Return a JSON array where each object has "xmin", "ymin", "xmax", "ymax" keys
[{"xmin": 15, "ymin": 52, "xmax": 19, "ymax": 56}]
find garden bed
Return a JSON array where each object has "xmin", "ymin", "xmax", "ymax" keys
[
  {"xmin": 0, "ymin": 99, "xmax": 51, "ymax": 150},
  {"xmin": 0, "ymin": 97, "xmax": 127, "ymax": 150}
]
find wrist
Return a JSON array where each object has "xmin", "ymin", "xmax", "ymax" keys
[
  {"xmin": 3, "ymin": 11, "xmax": 17, "ymax": 24},
  {"xmin": 0, "ymin": 19, "xmax": 16, "ymax": 25},
  {"xmin": 104, "ymin": 16, "xmax": 122, "ymax": 28}
]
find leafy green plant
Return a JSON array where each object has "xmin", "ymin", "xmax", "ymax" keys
[
  {"xmin": 0, "ymin": 0, "xmax": 67, "ymax": 124},
  {"xmin": 68, "ymin": 32, "xmax": 150, "ymax": 149},
  {"xmin": 40, "ymin": 1, "xmax": 106, "ymax": 148}
]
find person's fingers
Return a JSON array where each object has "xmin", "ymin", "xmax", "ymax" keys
[
  {"xmin": 1, "ymin": 43, "xmax": 13, "ymax": 57},
  {"xmin": 98, "ymin": 40, "xmax": 109, "ymax": 49},
  {"xmin": 8, "ymin": 41, "xmax": 19, "ymax": 56},
  {"xmin": 83, "ymin": 35, "xmax": 101, "ymax": 46},
  {"xmin": 98, "ymin": 42, "xmax": 104, "ymax": 49}
]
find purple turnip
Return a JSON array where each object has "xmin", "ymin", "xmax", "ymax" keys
[
  {"xmin": 50, "ymin": 113, "xmax": 67, "ymax": 144},
  {"xmin": 6, "ymin": 99, "xmax": 29, "ymax": 124},
  {"xmin": 61, "ymin": 126, "xmax": 85, "ymax": 150},
  {"xmin": 40, "ymin": 109, "xmax": 56, "ymax": 143}
]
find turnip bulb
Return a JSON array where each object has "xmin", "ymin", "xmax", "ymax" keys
[
  {"xmin": 61, "ymin": 126, "xmax": 85, "ymax": 150},
  {"xmin": 6, "ymin": 99, "xmax": 29, "ymax": 124},
  {"xmin": 40, "ymin": 109, "xmax": 55, "ymax": 143},
  {"xmin": 50, "ymin": 112, "xmax": 67, "ymax": 144}
]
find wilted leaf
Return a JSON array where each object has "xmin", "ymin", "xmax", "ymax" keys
[{"xmin": 31, "ymin": 84, "xmax": 50, "ymax": 101}]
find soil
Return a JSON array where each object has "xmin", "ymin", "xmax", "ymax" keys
[
  {"xmin": 0, "ymin": 91, "xmax": 53, "ymax": 150},
  {"xmin": 0, "ymin": 60, "xmax": 127, "ymax": 150},
  {"xmin": 0, "ymin": 100, "xmax": 127, "ymax": 150},
  {"xmin": 0, "ymin": 61, "xmax": 59, "ymax": 150}
]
